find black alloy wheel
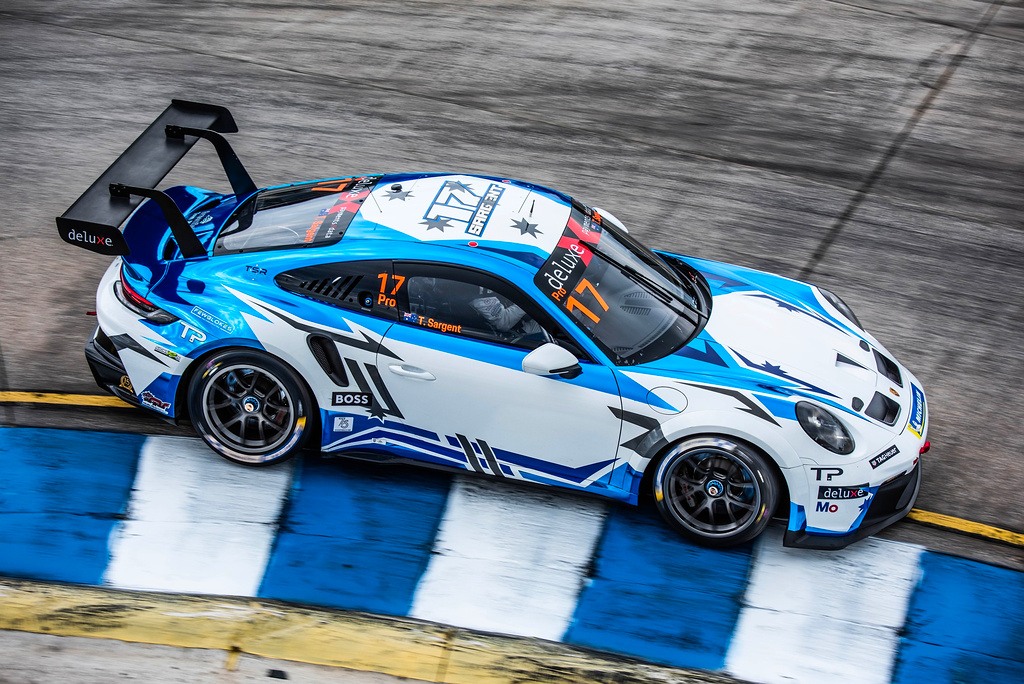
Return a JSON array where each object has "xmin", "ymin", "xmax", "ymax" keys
[
  {"xmin": 188, "ymin": 349, "xmax": 315, "ymax": 466},
  {"xmin": 653, "ymin": 436, "xmax": 778, "ymax": 547}
]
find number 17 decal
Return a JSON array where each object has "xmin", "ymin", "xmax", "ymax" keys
[
  {"xmin": 376, "ymin": 272, "xmax": 406, "ymax": 295},
  {"xmin": 565, "ymin": 278, "xmax": 608, "ymax": 325}
]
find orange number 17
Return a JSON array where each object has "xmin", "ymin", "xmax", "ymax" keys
[
  {"xmin": 377, "ymin": 272, "xmax": 406, "ymax": 295},
  {"xmin": 566, "ymin": 278, "xmax": 608, "ymax": 324}
]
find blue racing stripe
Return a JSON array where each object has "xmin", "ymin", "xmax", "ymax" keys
[
  {"xmin": 258, "ymin": 453, "xmax": 452, "ymax": 616},
  {"xmin": 563, "ymin": 503, "xmax": 754, "ymax": 670},
  {"xmin": 0, "ymin": 427, "xmax": 144, "ymax": 584},
  {"xmin": 892, "ymin": 552, "xmax": 1024, "ymax": 684}
]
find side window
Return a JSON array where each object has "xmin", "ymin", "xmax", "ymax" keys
[
  {"xmin": 394, "ymin": 265, "xmax": 552, "ymax": 350},
  {"xmin": 275, "ymin": 260, "xmax": 399, "ymax": 320}
]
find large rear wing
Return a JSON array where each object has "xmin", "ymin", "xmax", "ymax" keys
[{"xmin": 55, "ymin": 99, "xmax": 257, "ymax": 258}]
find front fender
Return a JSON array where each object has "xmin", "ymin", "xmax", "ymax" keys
[{"xmin": 642, "ymin": 408, "xmax": 811, "ymax": 510}]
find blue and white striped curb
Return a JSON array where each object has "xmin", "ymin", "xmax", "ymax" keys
[{"xmin": 1, "ymin": 427, "xmax": 1021, "ymax": 684}]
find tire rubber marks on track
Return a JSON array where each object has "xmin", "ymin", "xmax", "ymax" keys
[{"xmin": 800, "ymin": 0, "xmax": 1007, "ymax": 279}]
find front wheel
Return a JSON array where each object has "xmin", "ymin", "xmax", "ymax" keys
[
  {"xmin": 188, "ymin": 349, "xmax": 315, "ymax": 466},
  {"xmin": 653, "ymin": 436, "xmax": 778, "ymax": 547}
]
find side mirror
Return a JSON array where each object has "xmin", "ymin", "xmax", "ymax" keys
[{"xmin": 522, "ymin": 343, "xmax": 582, "ymax": 379}]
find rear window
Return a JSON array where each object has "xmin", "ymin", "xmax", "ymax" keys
[{"xmin": 214, "ymin": 176, "xmax": 381, "ymax": 254}]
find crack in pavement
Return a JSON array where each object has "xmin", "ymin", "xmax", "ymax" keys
[
  {"xmin": 799, "ymin": 0, "xmax": 1007, "ymax": 280},
  {"xmin": 0, "ymin": 7, "xmax": 1003, "ymax": 218}
]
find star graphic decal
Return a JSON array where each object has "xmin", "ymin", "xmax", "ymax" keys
[
  {"xmin": 368, "ymin": 401, "xmax": 387, "ymax": 420},
  {"xmin": 747, "ymin": 293, "xmax": 847, "ymax": 334},
  {"xmin": 733, "ymin": 350, "xmax": 839, "ymax": 398},
  {"xmin": 420, "ymin": 216, "xmax": 451, "ymax": 232},
  {"xmin": 384, "ymin": 188, "xmax": 413, "ymax": 201},
  {"xmin": 773, "ymin": 299, "xmax": 803, "ymax": 314},
  {"xmin": 442, "ymin": 180, "xmax": 475, "ymax": 194},
  {"xmin": 511, "ymin": 217, "xmax": 542, "ymax": 238}
]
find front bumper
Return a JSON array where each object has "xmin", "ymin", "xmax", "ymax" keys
[{"xmin": 783, "ymin": 464, "xmax": 921, "ymax": 549}]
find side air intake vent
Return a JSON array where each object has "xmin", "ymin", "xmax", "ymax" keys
[
  {"xmin": 307, "ymin": 334, "xmax": 348, "ymax": 386},
  {"xmin": 873, "ymin": 350, "xmax": 902, "ymax": 387},
  {"xmin": 276, "ymin": 261, "xmax": 392, "ymax": 315},
  {"xmin": 279, "ymin": 273, "xmax": 360, "ymax": 307},
  {"xmin": 865, "ymin": 392, "xmax": 900, "ymax": 426}
]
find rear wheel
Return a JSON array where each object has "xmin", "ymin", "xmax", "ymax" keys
[
  {"xmin": 653, "ymin": 436, "xmax": 778, "ymax": 547},
  {"xmin": 188, "ymin": 349, "xmax": 314, "ymax": 466}
]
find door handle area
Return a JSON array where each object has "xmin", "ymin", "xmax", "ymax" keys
[{"xmin": 388, "ymin": 364, "xmax": 436, "ymax": 381}]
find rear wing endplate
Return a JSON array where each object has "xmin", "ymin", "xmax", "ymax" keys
[{"xmin": 55, "ymin": 99, "xmax": 257, "ymax": 258}]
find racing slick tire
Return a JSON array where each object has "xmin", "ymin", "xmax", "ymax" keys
[
  {"xmin": 188, "ymin": 349, "xmax": 315, "ymax": 466},
  {"xmin": 653, "ymin": 436, "xmax": 778, "ymax": 547}
]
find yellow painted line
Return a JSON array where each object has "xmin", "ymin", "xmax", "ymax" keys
[
  {"xmin": 907, "ymin": 508, "xmax": 1024, "ymax": 547},
  {"xmin": 0, "ymin": 578, "xmax": 721, "ymax": 684},
  {"xmin": 0, "ymin": 391, "xmax": 131, "ymax": 408}
]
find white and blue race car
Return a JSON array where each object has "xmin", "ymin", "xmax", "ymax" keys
[{"xmin": 58, "ymin": 101, "xmax": 928, "ymax": 548}]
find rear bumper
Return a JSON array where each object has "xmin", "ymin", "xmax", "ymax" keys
[
  {"xmin": 784, "ymin": 464, "xmax": 921, "ymax": 549},
  {"xmin": 84, "ymin": 327, "xmax": 141, "ymax": 407}
]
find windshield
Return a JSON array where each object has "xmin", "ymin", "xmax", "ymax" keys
[
  {"xmin": 214, "ymin": 176, "xmax": 380, "ymax": 254},
  {"xmin": 533, "ymin": 203, "xmax": 710, "ymax": 365}
]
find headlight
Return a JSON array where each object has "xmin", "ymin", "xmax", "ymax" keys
[
  {"xmin": 818, "ymin": 287, "xmax": 862, "ymax": 329},
  {"xmin": 796, "ymin": 402, "xmax": 855, "ymax": 454}
]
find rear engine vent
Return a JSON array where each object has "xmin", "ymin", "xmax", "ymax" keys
[
  {"xmin": 865, "ymin": 392, "xmax": 900, "ymax": 426},
  {"xmin": 307, "ymin": 335, "xmax": 349, "ymax": 386},
  {"xmin": 873, "ymin": 350, "xmax": 902, "ymax": 387}
]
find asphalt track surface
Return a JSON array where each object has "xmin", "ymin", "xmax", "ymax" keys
[{"xmin": 1, "ymin": 0, "xmax": 1023, "ymax": 580}]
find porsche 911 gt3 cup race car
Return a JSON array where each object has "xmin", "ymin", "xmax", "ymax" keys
[{"xmin": 57, "ymin": 101, "xmax": 928, "ymax": 548}]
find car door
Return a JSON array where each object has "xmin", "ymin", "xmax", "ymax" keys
[
  {"xmin": 375, "ymin": 262, "xmax": 622, "ymax": 490},
  {"xmin": 272, "ymin": 259, "xmax": 402, "ymax": 449}
]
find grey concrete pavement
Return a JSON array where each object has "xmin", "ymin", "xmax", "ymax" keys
[
  {"xmin": 0, "ymin": 630, "xmax": 408, "ymax": 684},
  {"xmin": 1, "ymin": 1, "xmax": 1022, "ymax": 562}
]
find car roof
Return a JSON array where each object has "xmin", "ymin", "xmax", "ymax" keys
[{"xmin": 342, "ymin": 173, "xmax": 572, "ymax": 270}]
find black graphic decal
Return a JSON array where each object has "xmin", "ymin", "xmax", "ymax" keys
[
  {"xmin": 456, "ymin": 434, "xmax": 485, "ymax": 473},
  {"xmin": 108, "ymin": 334, "xmax": 166, "ymax": 365},
  {"xmin": 343, "ymin": 358, "xmax": 380, "ymax": 418},
  {"xmin": 341, "ymin": 358, "xmax": 397, "ymax": 420},
  {"xmin": 252, "ymin": 300, "xmax": 401, "ymax": 360},
  {"xmin": 682, "ymin": 383, "xmax": 781, "ymax": 427},
  {"xmin": 477, "ymin": 438, "xmax": 505, "ymax": 478},
  {"xmin": 364, "ymin": 363, "xmax": 404, "ymax": 420},
  {"xmin": 609, "ymin": 406, "xmax": 667, "ymax": 455}
]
